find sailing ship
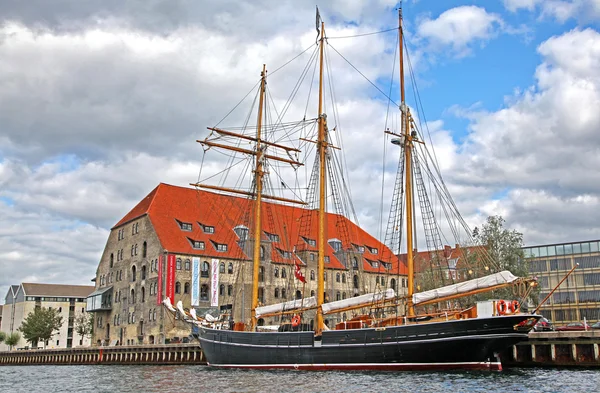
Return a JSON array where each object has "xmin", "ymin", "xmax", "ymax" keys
[{"xmin": 185, "ymin": 7, "xmax": 540, "ymax": 371}]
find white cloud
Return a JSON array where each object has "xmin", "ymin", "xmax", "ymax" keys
[
  {"xmin": 504, "ymin": 0, "xmax": 600, "ymax": 23},
  {"xmin": 416, "ymin": 6, "xmax": 504, "ymax": 56},
  {"xmin": 449, "ymin": 28, "xmax": 600, "ymax": 244},
  {"xmin": 504, "ymin": 0, "xmax": 541, "ymax": 12}
]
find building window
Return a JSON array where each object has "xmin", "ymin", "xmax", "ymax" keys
[
  {"xmin": 324, "ymin": 256, "xmax": 330, "ymax": 263},
  {"xmin": 233, "ymin": 225, "xmax": 249, "ymax": 240},
  {"xmin": 178, "ymin": 220, "xmax": 193, "ymax": 231},
  {"xmin": 274, "ymin": 267, "xmax": 279, "ymax": 278},
  {"xmin": 131, "ymin": 245, "xmax": 135, "ymax": 257},
  {"xmin": 390, "ymin": 278, "xmax": 396, "ymax": 290},
  {"xmin": 342, "ymin": 274, "xmax": 346, "ymax": 283},
  {"xmin": 176, "ymin": 258, "xmax": 182, "ymax": 270},
  {"xmin": 258, "ymin": 288, "xmax": 265, "ymax": 304},
  {"xmin": 142, "ymin": 241, "xmax": 147, "ymax": 258},
  {"xmin": 110, "ymin": 253, "xmax": 114, "ymax": 268},
  {"xmin": 281, "ymin": 268, "xmax": 287, "ymax": 278},
  {"xmin": 328, "ymin": 239, "xmax": 342, "ymax": 252},
  {"xmin": 190, "ymin": 239, "xmax": 205, "ymax": 250},
  {"xmin": 219, "ymin": 284, "xmax": 225, "ymax": 296},
  {"xmin": 281, "ymin": 288, "xmax": 287, "ymax": 299},
  {"xmin": 184, "ymin": 282, "xmax": 190, "ymax": 294},
  {"xmin": 131, "ymin": 265, "xmax": 137, "ymax": 282},
  {"xmin": 175, "ymin": 282, "xmax": 181, "ymax": 294},
  {"xmin": 260, "ymin": 246, "xmax": 265, "ymax": 260},
  {"xmin": 228, "ymin": 263, "xmax": 234, "ymax": 274},
  {"xmin": 201, "ymin": 261, "xmax": 210, "ymax": 278},
  {"xmin": 352, "ymin": 257, "xmax": 359, "ymax": 269},
  {"xmin": 203, "ymin": 225, "xmax": 215, "ymax": 234},
  {"xmin": 185, "ymin": 259, "xmax": 191, "ymax": 271},
  {"xmin": 342, "ymin": 292, "xmax": 347, "ymax": 300},
  {"xmin": 227, "ymin": 285, "xmax": 233, "ymax": 296},
  {"xmin": 259, "ymin": 266, "xmax": 265, "ymax": 282},
  {"xmin": 336, "ymin": 273, "xmax": 340, "ymax": 282},
  {"xmin": 303, "ymin": 236, "xmax": 316, "ymax": 247},
  {"xmin": 130, "ymin": 288, "xmax": 136, "ymax": 304},
  {"xmin": 310, "ymin": 270, "xmax": 315, "ymax": 281},
  {"xmin": 213, "ymin": 242, "xmax": 227, "ymax": 252},
  {"xmin": 200, "ymin": 284, "xmax": 209, "ymax": 301},
  {"xmin": 376, "ymin": 276, "xmax": 380, "ymax": 285},
  {"xmin": 274, "ymin": 288, "xmax": 280, "ymax": 298},
  {"xmin": 219, "ymin": 262, "xmax": 225, "ymax": 273},
  {"xmin": 353, "ymin": 275, "xmax": 359, "ymax": 289},
  {"xmin": 141, "ymin": 287, "xmax": 145, "ymax": 302},
  {"xmin": 336, "ymin": 292, "xmax": 341, "ymax": 301},
  {"xmin": 265, "ymin": 231, "xmax": 279, "ymax": 242},
  {"xmin": 324, "ymin": 271, "xmax": 327, "ymax": 281},
  {"xmin": 141, "ymin": 265, "xmax": 147, "ymax": 280}
]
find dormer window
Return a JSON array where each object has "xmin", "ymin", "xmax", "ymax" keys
[
  {"xmin": 324, "ymin": 256, "xmax": 330, "ymax": 263},
  {"xmin": 352, "ymin": 243, "xmax": 365, "ymax": 253},
  {"xmin": 328, "ymin": 238, "xmax": 342, "ymax": 252},
  {"xmin": 188, "ymin": 238, "xmax": 205, "ymax": 250},
  {"xmin": 233, "ymin": 225, "xmax": 249, "ymax": 240},
  {"xmin": 277, "ymin": 248, "xmax": 291, "ymax": 259},
  {"xmin": 366, "ymin": 245, "xmax": 378, "ymax": 254},
  {"xmin": 366, "ymin": 259, "xmax": 379, "ymax": 268},
  {"xmin": 380, "ymin": 261, "xmax": 391, "ymax": 270},
  {"xmin": 177, "ymin": 220, "xmax": 193, "ymax": 231},
  {"xmin": 212, "ymin": 241, "xmax": 227, "ymax": 252},
  {"xmin": 265, "ymin": 231, "xmax": 280, "ymax": 243},
  {"xmin": 203, "ymin": 225, "xmax": 215, "ymax": 234},
  {"xmin": 303, "ymin": 236, "xmax": 316, "ymax": 247}
]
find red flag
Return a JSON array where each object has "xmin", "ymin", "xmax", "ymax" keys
[{"xmin": 294, "ymin": 263, "xmax": 306, "ymax": 283}]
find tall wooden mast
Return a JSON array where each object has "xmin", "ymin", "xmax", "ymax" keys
[
  {"xmin": 250, "ymin": 64, "xmax": 267, "ymax": 330},
  {"xmin": 315, "ymin": 20, "xmax": 327, "ymax": 336},
  {"xmin": 399, "ymin": 7, "xmax": 416, "ymax": 317},
  {"xmin": 192, "ymin": 64, "xmax": 305, "ymax": 330}
]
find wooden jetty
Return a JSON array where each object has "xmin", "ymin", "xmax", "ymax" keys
[
  {"xmin": 0, "ymin": 344, "xmax": 205, "ymax": 366},
  {"xmin": 500, "ymin": 330, "xmax": 600, "ymax": 368}
]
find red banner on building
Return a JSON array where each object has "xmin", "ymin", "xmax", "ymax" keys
[
  {"xmin": 157, "ymin": 255, "xmax": 163, "ymax": 305},
  {"xmin": 166, "ymin": 254, "xmax": 176, "ymax": 304}
]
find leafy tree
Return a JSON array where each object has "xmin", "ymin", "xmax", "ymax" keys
[
  {"xmin": 18, "ymin": 307, "xmax": 63, "ymax": 348},
  {"xmin": 471, "ymin": 215, "xmax": 538, "ymax": 305},
  {"xmin": 473, "ymin": 215, "xmax": 528, "ymax": 277},
  {"xmin": 75, "ymin": 313, "xmax": 93, "ymax": 344},
  {"xmin": 5, "ymin": 332, "xmax": 21, "ymax": 350},
  {"xmin": 0, "ymin": 331, "xmax": 6, "ymax": 344}
]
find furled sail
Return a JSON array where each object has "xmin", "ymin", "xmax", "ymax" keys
[
  {"xmin": 412, "ymin": 270, "xmax": 518, "ymax": 305},
  {"xmin": 255, "ymin": 296, "xmax": 317, "ymax": 317},
  {"xmin": 321, "ymin": 289, "xmax": 396, "ymax": 314}
]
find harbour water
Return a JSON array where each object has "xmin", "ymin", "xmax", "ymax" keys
[{"xmin": 0, "ymin": 365, "xmax": 599, "ymax": 393}]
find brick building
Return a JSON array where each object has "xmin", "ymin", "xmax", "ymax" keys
[{"xmin": 88, "ymin": 183, "xmax": 407, "ymax": 346}]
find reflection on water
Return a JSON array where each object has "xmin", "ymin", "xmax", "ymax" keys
[{"xmin": 0, "ymin": 365, "xmax": 599, "ymax": 393}]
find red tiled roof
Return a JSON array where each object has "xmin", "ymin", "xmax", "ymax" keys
[{"xmin": 113, "ymin": 183, "xmax": 406, "ymax": 275}]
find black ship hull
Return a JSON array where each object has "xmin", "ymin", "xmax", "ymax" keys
[{"xmin": 198, "ymin": 314, "xmax": 539, "ymax": 371}]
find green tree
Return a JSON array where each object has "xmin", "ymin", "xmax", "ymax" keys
[
  {"xmin": 18, "ymin": 307, "xmax": 63, "ymax": 348},
  {"xmin": 472, "ymin": 215, "xmax": 538, "ymax": 304},
  {"xmin": 0, "ymin": 331, "xmax": 6, "ymax": 344},
  {"xmin": 5, "ymin": 332, "xmax": 21, "ymax": 350},
  {"xmin": 74, "ymin": 313, "xmax": 93, "ymax": 345}
]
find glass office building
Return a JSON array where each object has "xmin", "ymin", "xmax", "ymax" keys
[{"xmin": 524, "ymin": 240, "xmax": 600, "ymax": 324}]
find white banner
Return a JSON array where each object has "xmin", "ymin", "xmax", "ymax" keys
[
  {"xmin": 211, "ymin": 258, "xmax": 219, "ymax": 307},
  {"xmin": 191, "ymin": 257, "xmax": 200, "ymax": 306}
]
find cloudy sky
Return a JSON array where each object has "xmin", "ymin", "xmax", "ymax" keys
[{"xmin": 1, "ymin": 0, "xmax": 600, "ymax": 301}]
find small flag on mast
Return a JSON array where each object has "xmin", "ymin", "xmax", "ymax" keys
[
  {"xmin": 294, "ymin": 261, "xmax": 306, "ymax": 283},
  {"xmin": 316, "ymin": 6, "xmax": 321, "ymax": 41}
]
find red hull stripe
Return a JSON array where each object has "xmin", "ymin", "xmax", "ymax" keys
[{"xmin": 207, "ymin": 361, "xmax": 503, "ymax": 371}]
